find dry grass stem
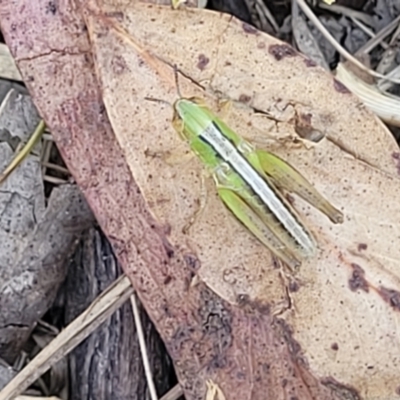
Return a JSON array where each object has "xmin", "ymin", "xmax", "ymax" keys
[
  {"xmin": 295, "ymin": 0, "xmax": 400, "ymax": 83},
  {"xmin": 130, "ymin": 293, "xmax": 159, "ymax": 400},
  {"xmin": 0, "ymin": 276, "xmax": 134, "ymax": 400}
]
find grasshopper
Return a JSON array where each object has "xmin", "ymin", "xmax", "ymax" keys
[{"xmin": 148, "ymin": 80, "xmax": 343, "ymax": 270}]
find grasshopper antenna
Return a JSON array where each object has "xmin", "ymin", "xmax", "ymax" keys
[
  {"xmin": 144, "ymin": 64, "xmax": 182, "ymax": 105},
  {"xmin": 144, "ymin": 97, "xmax": 171, "ymax": 107},
  {"xmin": 173, "ymin": 64, "xmax": 183, "ymax": 98}
]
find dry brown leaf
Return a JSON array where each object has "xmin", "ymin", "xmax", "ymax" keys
[
  {"xmin": 1, "ymin": 0, "xmax": 400, "ymax": 399},
  {"xmin": 86, "ymin": 1, "xmax": 400, "ymax": 399}
]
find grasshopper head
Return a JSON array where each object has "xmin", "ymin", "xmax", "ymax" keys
[{"xmin": 172, "ymin": 97, "xmax": 213, "ymax": 142}]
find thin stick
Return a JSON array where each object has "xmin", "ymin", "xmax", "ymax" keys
[
  {"xmin": 41, "ymin": 161, "xmax": 70, "ymax": 174},
  {"xmin": 159, "ymin": 384, "xmax": 184, "ymax": 400},
  {"xmin": 144, "ymin": 97, "xmax": 172, "ymax": 107},
  {"xmin": 255, "ymin": 0, "xmax": 279, "ymax": 32},
  {"xmin": 15, "ymin": 397, "xmax": 62, "ymax": 400},
  {"xmin": 0, "ymin": 119, "xmax": 45, "ymax": 184},
  {"xmin": 173, "ymin": 64, "xmax": 183, "ymax": 98},
  {"xmin": 350, "ymin": 17, "xmax": 389, "ymax": 50},
  {"xmin": 130, "ymin": 293, "xmax": 159, "ymax": 400},
  {"xmin": 295, "ymin": 0, "xmax": 400, "ymax": 84},
  {"xmin": 356, "ymin": 15, "xmax": 400, "ymax": 55},
  {"xmin": 0, "ymin": 276, "xmax": 134, "ymax": 400}
]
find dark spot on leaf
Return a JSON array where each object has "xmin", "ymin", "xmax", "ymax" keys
[
  {"xmin": 295, "ymin": 112, "xmax": 313, "ymax": 140},
  {"xmin": 395, "ymin": 385, "xmax": 400, "ymax": 395},
  {"xmin": 289, "ymin": 280, "xmax": 299, "ymax": 292},
  {"xmin": 224, "ymin": 61, "xmax": 232, "ymax": 66},
  {"xmin": 184, "ymin": 253, "xmax": 201, "ymax": 271},
  {"xmin": 239, "ymin": 94, "xmax": 251, "ymax": 103},
  {"xmin": 236, "ymin": 295, "xmax": 270, "ymax": 314},
  {"xmin": 262, "ymin": 363, "xmax": 270, "ymax": 372},
  {"xmin": 333, "ymin": 78, "xmax": 350, "ymax": 94},
  {"xmin": 349, "ymin": 263, "xmax": 369, "ymax": 292},
  {"xmin": 45, "ymin": 0, "xmax": 57, "ymax": 15},
  {"xmin": 198, "ymin": 289, "xmax": 233, "ymax": 360},
  {"xmin": 357, "ymin": 243, "xmax": 368, "ymax": 251},
  {"xmin": 236, "ymin": 293, "xmax": 250, "ymax": 306},
  {"xmin": 378, "ymin": 287, "xmax": 400, "ymax": 311},
  {"xmin": 286, "ymin": 193, "xmax": 295, "ymax": 205},
  {"xmin": 96, "ymin": 31, "xmax": 106, "ymax": 39},
  {"xmin": 164, "ymin": 275, "xmax": 172, "ymax": 285},
  {"xmin": 159, "ymin": 234, "xmax": 174, "ymax": 259},
  {"xmin": 242, "ymin": 22, "xmax": 259, "ymax": 35},
  {"xmin": 170, "ymin": 325, "xmax": 193, "ymax": 355},
  {"xmin": 299, "ymin": 112, "xmax": 312, "ymax": 125},
  {"xmin": 161, "ymin": 303, "xmax": 172, "ymax": 318},
  {"xmin": 236, "ymin": 371, "xmax": 246, "ymax": 380},
  {"xmin": 105, "ymin": 11, "xmax": 124, "ymax": 21},
  {"xmin": 163, "ymin": 223, "xmax": 172, "ymax": 236},
  {"xmin": 269, "ymin": 44, "xmax": 297, "ymax": 61},
  {"xmin": 112, "ymin": 55, "xmax": 128, "ymax": 75},
  {"xmin": 331, "ymin": 343, "xmax": 339, "ymax": 351},
  {"xmin": 304, "ymin": 58, "xmax": 317, "ymax": 67},
  {"xmin": 392, "ymin": 152, "xmax": 400, "ymax": 175},
  {"xmin": 197, "ymin": 54, "xmax": 209, "ymax": 71}
]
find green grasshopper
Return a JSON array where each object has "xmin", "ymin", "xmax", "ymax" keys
[
  {"xmin": 148, "ymin": 87, "xmax": 343, "ymax": 270},
  {"xmin": 171, "ymin": 97, "xmax": 343, "ymax": 269}
]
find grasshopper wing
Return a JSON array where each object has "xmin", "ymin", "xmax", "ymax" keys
[{"xmin": 251, "ymin": 149, "xmax": 343, "ymax": 224}]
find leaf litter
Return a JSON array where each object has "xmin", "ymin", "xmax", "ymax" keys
[
  {"xmin": 86, "ymin": 1, "xmax": 400, "ymax": 398},
  {"xmin": 0, "ymin": 59, "xmax": 94, "ymax": 397},
  {"xmin": 0, "ymin": 0, "xmax": 399, "ymax": 399}
]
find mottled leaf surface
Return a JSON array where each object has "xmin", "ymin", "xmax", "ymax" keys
[{"xmin": 1, "ymin": 0, "xmax": 400, "ymax": 399}]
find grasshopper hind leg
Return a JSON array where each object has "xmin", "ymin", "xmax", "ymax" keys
[{"xmin": 217, "ymin": 187, "xmax": 301, "ymax": 271}]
